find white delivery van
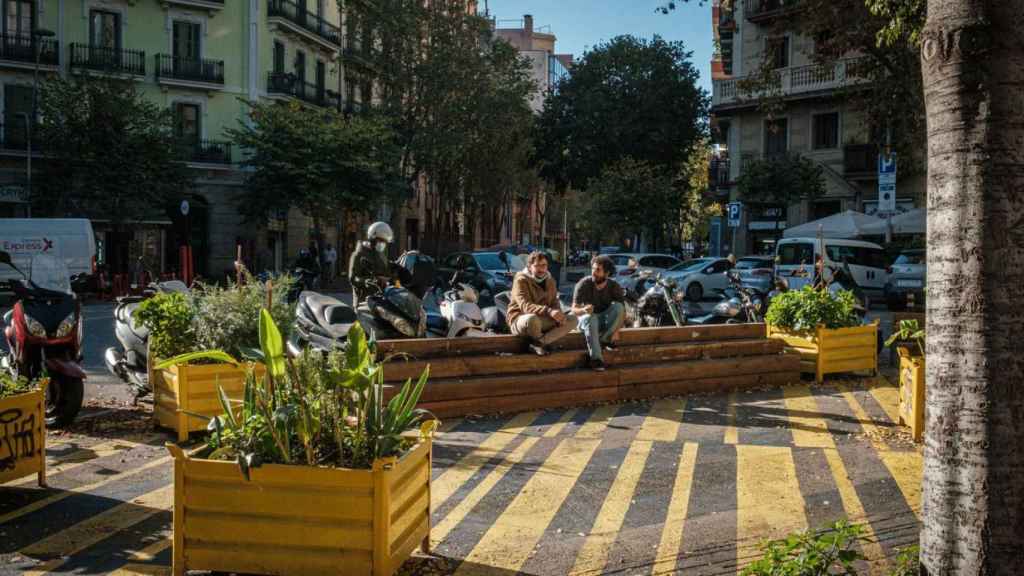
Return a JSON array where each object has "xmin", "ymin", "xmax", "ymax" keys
[
  {"xmin": 0, "ymin": 219, "xmax": 97, "ymax": 287},
  {"xmin": 775, "ymin": 237, "xmax": 888, "ymax": 297}
]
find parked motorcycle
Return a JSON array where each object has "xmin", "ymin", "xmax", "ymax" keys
[
  {"xmin": 104, "ymin": 279, "xmax": 189, "ymax": 397},
  {"xmin": 433, "ymin": 282, "xmax": 490, "ymax": 338},
  {"xmin": 0, "ymin": 250, "xmax": 86, "ymax": 427},
  {"xmin": 687, "ymin": 271, "xmax": 764, "ymax": 325},
  {"xmin": 634, "ymin": 272, "xmax": 692, "ymax": 327}
]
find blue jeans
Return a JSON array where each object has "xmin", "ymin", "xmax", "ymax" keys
[{"xmin": 578, "ymin": 302, "xmax": 626, "ymax": 362}]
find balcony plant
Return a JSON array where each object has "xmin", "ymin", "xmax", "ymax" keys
[
  {"xmin": 886, "ymin": 319, "xmax": 926, "ymax": 441},
  {"xmin": 166, "ymin": 311, "xmax": 435, "ymax": 576},
  {"xmin": 0, "ymin": 373, "xmax": 47, "ymax": 486},
  {"xmin": 765, "ymin": 286, "xmax": 878, "ymax": 382}
]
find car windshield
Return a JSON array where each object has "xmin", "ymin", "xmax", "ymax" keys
[
  {"xmin": 476, "ymin": 253, "xmax": 525, "ymax": 272},
  {"xmin": 894, "ymin": 252, "xmax": 925, "ymax": 265},
  {"xmin": 669, "ymin": 259, "xmax": 713, "ymax": 272},
  {"xmin": 28, "ymin": 253, "xmax": 72, "ymax": 294},
  {"xmin": 735, "ymin": 258, "xmax": 769, "ymax": 269}
]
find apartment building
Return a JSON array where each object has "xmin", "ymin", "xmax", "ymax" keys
[
  {"xmin": 0, "ymin": 0, "xmax": 351, "ymax": 276},
  {"xmin": 708, "ymin": 0, "xmax": 923, "ymax": 256}
]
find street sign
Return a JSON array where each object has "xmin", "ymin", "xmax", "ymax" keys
[
  {"xmin": 878, "ymin": 153, "xmax": 897, "ymax": 214},
  {"xmin": 727, "ymin": 202, "xmax": 742, "ymax": 227}
]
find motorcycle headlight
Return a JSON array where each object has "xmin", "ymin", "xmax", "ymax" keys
[
  {"xmin": 673, "ymin": 291, "xmax": 685, "ymax": 303},
  {"xmin": 24, "ymin": 314, "xmax": 47, "ymax": 338},
  {"xmin": 56, "ymin": 311, "xmax": 77, "ymax": 338}
]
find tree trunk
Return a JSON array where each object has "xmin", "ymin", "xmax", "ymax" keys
[{"xmin": 920, "ymin": 1, "xmax": 1024, "ymax": 573}]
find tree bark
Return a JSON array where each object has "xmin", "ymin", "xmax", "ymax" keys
[{"xmin": 920, "ymin": 1, "xmax": 1024, "ymax": 573}]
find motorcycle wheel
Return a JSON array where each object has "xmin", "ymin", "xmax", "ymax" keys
[{"xmin": 46, "ymin": 375, "xmax": 84, "ymax": 428}]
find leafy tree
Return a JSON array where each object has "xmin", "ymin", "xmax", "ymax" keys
[
  {"xmin": 535, "ymin": 35, "xmax": 709, "ymax": 192},
  {"xmin": 34, "ymin": 74, "xmax": 193, "ymax": 221},
  {"xmin": 680, "ymin": 142, "xmax": 724, "ymax": 247},
  {"xmin": 736, "ymin": 153, "xmax": 826, "ymax": 206},
  {"xmin": 228, "ymin": 101, "xmax": 405, "ymax": 238}
]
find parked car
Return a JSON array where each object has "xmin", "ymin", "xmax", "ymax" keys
[
  {"xmin": 608, "ymin": 253, "xmax": 683, "ymax": 293},
  {"xmin": 735, "ymin": 256, "xmax": 775, "ymax": 295},
  {"xmin": 884, "ymin": 249, "xmax": 926, "ymax": 310},
  {"xmin": 661, "ymin": 257, "xmax": 734, "ymax": 302},
  {"xmin": 435, "ymin": 251, "xmax": 527, "ymax": 300}
]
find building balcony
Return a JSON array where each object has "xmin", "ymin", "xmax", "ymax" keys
[
  {"xmin": 179, "ymin": 139, "xmax": 233, "ymax": 165},
  {"xmin": 709, "ymin": 158, "xmax": 731, "ymax": 187},
  {"xmin": 744, "ymin": 0, "xmax": 801, "ymax": 23},
  {"xmin": 843, "ymin": 143, "xmax": 878, "ymax": 179},
  {"xmin": 267, "ymin": 0, "xmax": 341, "ymax": 51},
  {"xmin": 158, "ymin": 0, "xmax": 224, "ymax": 13},
  {"xmin": 155, "ymin": 54, "xmax": 225, "ymax": 90},
  {"xmin": 70, "ymin": 43, "xmax": 146, "ymax": 76},
  {"xmin": 0, "ymin": 34, "xmax": 59, "ymax": 71},
  {"xmin": 712, "ymin": 57, "xmax": 867, "ymax": 108},
  {"xmin": 341, "ymin": 45, "xmax": 378, "ymax": 72},
  {"xmin": 267, "ymin": 72, "xmax": 341, "ymax": 109}
]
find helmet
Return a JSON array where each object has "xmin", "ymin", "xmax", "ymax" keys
[{"xmin": 367, "ymin": 222, "xmax": 394, "ymax": 243}]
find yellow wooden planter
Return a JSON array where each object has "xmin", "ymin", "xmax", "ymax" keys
[
  {"xmin": 150, "ymin": 355, "xmax": 266, "ymax": 443},
  {"xmin": 897, "ymin": 348, "xmax": 925, "ymax": 442},
  {"xmin": 767, "ymin": 321, "xmax": 879, "ymax": 383},
  {"xmin": 0, "ymin": 385, "xmax": 46, "ymax": 487},
  {"xmin": 166, "ymin": 434, "xmax": 433, "ymax": 576}
]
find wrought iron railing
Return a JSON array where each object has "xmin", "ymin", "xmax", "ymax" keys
[
  {"xmin": 267, "ymin": 0, "xmax": 341, "ymax": 46},
  {"xmin": 0, "ymin": 34, "xmax": 58, "ymax": 65},
  {"xmin": 70, "ymin": 43, "xmax": 146, "ymax": 75},
  {"xmin": 179, "ymin": 139, "xmax": 233, "ymax": 164},
  {"xmin": 267, "ymin": 72, "xmax": 341, "ymax": 109},
  {"xmin": 156, "ymin": 54, "xmax": 225, "ymax": 85}
]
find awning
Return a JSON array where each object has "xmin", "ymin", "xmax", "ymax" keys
[
  {"xmin": 859, "ymin": 208, "xmax": 925, "ymax": 236},
  {"xmin": 782, "ymin": 210, "xmax": 885, "ymax": 239}
]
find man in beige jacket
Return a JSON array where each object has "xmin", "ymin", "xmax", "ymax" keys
[{"xmin": 508, "ymin": 251, "xmax": 578, "ymax": 356}]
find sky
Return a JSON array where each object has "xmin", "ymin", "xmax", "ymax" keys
[{"xmin": 485, "ymin": 0, "xmax": 715, "ymax": 94}]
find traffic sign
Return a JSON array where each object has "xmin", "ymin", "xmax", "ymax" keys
[
  {"xmin": 727, "ymin": 202, "xmax": 742, "ymax": 227},
  {"xmin": 878, "ymin": 153, "xmax": 897, "ymax": 214}
]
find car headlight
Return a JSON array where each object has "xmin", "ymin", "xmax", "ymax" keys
[
  {"xmin": 24, "ymin": 314, "xmax": 47, "ymax": 338},
  {"xmin": 56, "ymin": 311, "xmax": 77, "ymax": 338}
]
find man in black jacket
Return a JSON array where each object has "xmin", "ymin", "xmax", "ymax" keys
[
  {"xmin": 349, "ymin": 222, "xmax": 403, "ymax": 307},
  {"xmin": 570, "ymin": 255, "xmax": 626, "ymax": 371}
]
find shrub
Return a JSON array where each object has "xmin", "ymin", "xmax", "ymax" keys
[
  {"xmin": 741, "ymin": 521, "xmax": 864, "ymax": 576},
  {"xmin": 191, "ymin": 275, "xmax": 294, "ymax": 361},
  {"xmin": 765, "ymin": 286, "xmax": 860, "ymax": 332},
  {"xmin": 0, "ymin": 373, "xmax": 35, "ymax": 398},
  {"xmin": 134, "ymin": 291, "xmax": 196, "ymax": 360}
]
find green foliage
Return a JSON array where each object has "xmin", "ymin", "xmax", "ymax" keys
[
  {"xmin": 206, "ymin": 319, "xmax": 434, "ymax": 474},
  {"xmin": 741, "ymin": 521, "xmax": 866, "ymax": 576},
  {"xmin": 134, "ymin": 292, "xmax": 197, "ymax": 361},
  {"xmin": 885, "ymin": 319, "xmax": 925, "ymax": 357},
  {"xmin": 35, "ymin": 74, "xmax": 193, "ymax": 221},
  {"xmin": 191, "ymin": 274, "xmax": 295, "ymax": 361},
  {"xmin": 578, "ymin": 158, "xmax": 684, "ymax": 247},
  {"xmin": 889, "ymin": 545, "xmax": 920, "ymax": 576},
  {"xmin": 737, "ymin": 154, "xmax": 826, "ymax": 206},
  {"xmin": 154, "ymin": 350, "xmax": 238, "ymax": 371},
  {"xmin": 535, "ymin": 34, "xmax": 708, "ymax": 193},
  {"xmin": 228, "ymin": 100, "xmax": 405, "ymax": 229},
  {"xmin": 0, "ymin": 373, "xmax": 35, "ymax": 398},
  {"xmin": 866, "ymin": 0, "xmax": 926, "ymax": 47},
  {"xmin": 765, "ymin": 286, "xmax": 861, "ymax": 331}
]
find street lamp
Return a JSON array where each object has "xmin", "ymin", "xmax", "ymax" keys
[{"xmin": 26, "ymin": 28, "xmax": 55, "ymax": 217}]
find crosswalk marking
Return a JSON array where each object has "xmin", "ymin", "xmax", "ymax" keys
[
  {"xmin": 651, "ymin": 442, "xmax": 698, "ymax": 574},
  {"xmin": 19, "ymin": 483, "xmax": 173, "ymax": 575},
  {"xmin": 109, "ymin": 564, "xmax": 170, "ymax": 576},
  {"xmin": 124, "ymin": 536, "xmax": 173, "ymax": 563},
  {"xmin": 637, "ymin": 399, "xmax": 685, "ymax": 442},
  {"xmin": 431, "ymin": 412, "xmax": 542, "ymax": 507},
  {"xmin": 4, "ymin": 436, "xmax": 155, "ymax": 488},
  {"xmin": 865, "ymin": 378, "xmax": 901, "ymax": 424},
  {"xmin": 724, "ymin": 389, "xmax": 739, "ymax": 444},
  {"xmin": 0, "ymin": 455, "xmax": 172, "ymax": 526},
  {"xmin": 735, "ymin": 445, "xmax": 808, "ymax": 571},
  {"xmin": 453, "ymin": 407, "xmax": 615, "ymax": 575},
  {"xmin": 837, "ymin": 385, "xmax": 922, "ymax": 519}
]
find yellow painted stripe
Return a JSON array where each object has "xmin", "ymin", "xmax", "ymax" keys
[
  {"xmin": 736, "ymin": 445, "xmax": 808, "ymax": 570},
  {"xmin": 0, "ymin": 455, "xmax": 172, "ymax": 526},
  {"xmin": 637, "ymin": 399, "xmax": 685, "ymax": 442},
  {"xmin": 109, "ymin": 564, "xmax": 171, "ymax": 576},
  {"xmin": 20, "ymin": 483, "xmax": 174, "ymax": 575},
  {"xmin": 650, "ymin": 442, "xmax": 698, "ymax": 574},
  {"xmin": 724, "ymin": 389, "xmax": 738, "ymax": 444},
  {"xmin": 436, "ymin": 419, "xmax": 461, "ymax": 434},
  {"xmin": 5, "ymin": 436, "xmax": 154, "ymax": 488},
  {"xmin": 837, "ymin": 384, "xmax": 922, "ymax": 518},
  {"xmin": 124, "ymin": 537, "xmax": 173, "ymax": 563},
  {"xmin": 570, "ymin": 440, "xmax": 653, "ymax": 575},
  {"xmin": 866, "ymin": 378, "xmax": 901, "ymax": 424},
  {"xmin": 431, "ymin": 411, "xmax": 542, "ymax": 506},
  {"xmin": 432, "ymin": 411, "xmax": 576, "ymax": 546},
  {"xmin": 454, "ymin": 407, "xmax": 615, "ymax": 575},
  {"xmin": 782, "ymin": 385, "xmax": 888, "ymax": 569}
]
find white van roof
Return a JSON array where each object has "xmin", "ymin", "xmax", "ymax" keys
[{"xmin": 777, "ymin": 237, "xmax": 884, "ymax": 250}]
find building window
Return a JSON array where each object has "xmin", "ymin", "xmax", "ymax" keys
[
  {"xmin": 90, "ymin": 10, "xmax": 121, "ymax": 49},
  {"xmin": 812, "ymin": 112, "xmax": 839, "ymax": 150},
  {"xmin": 4, "ymin": 0, "xmax": 34, "ymax": 37},
  {"xmin": 767, "ymin": 36, "xmax": 789, "ymax": 69},
  {"xmin": 174, "ymin": 103, "xmax": 201, "ymax": 145},
  {"xmin": 273, "ymin": 41, "xmax": 285, "ymax": 73},
  {"xmin": 4, "ymin": 84, "xmax": 32, "ymax": 146},
  {"xmin": 172, "ymin": 21, "xmax": 200, "ymax": 61},
  {"xmin": 764, "ymin": 118, "xmax": 788, "ymax": 157},
  {"xmin": 294, "ymin": 50, "xmax": 306, "ymax": 83},
  {"xmin": 316, "ymin": 60, "xmax": 325, "ymax": 97}
]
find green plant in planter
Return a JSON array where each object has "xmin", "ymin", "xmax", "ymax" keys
[
  {"xmin": 191, "ymin": 273, "xmax": 295, "ymax": 361},
  {"xmin": 134, "ymin": 291, "xmax": 196, "ymax": 360},
  {"xmin": 741, "ymin": 520, "xmax": 865, "ymax": 576},
  {"xmin": 885, "ymin": 319, "xmax": 925, "ymax": 357},
  {"xmin": 765, "ymin": 286, "xmax": 861, "ymax": 332},
  {"xmin": 0, "ymin": 372, "xmax": 35, "ymax": 398}
]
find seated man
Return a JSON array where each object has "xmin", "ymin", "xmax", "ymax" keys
[
  {"xmin": 571, "ymin": 255, "xmax": 626, "ymax": 371},
  {"xmin": 508, "ymin": 251, "xmax": 578, "ymax": 356}
]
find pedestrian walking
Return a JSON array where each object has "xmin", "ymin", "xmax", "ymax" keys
[{"xmin": 323, "ymin": 244, "xmax": 338, "ymax": 286}]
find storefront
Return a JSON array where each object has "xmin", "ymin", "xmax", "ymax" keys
[{"xmin": 746, "ymin": 204, "xmax": 786, "ymax": 255}]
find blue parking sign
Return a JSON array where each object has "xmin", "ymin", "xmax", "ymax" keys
[
  {"xmin": 727, "ymin": 202, "xmax": 742, "ymax": 227},
  {"xmin": 878, "ymin": 153, "xmax": 897, "ymax": 174}
]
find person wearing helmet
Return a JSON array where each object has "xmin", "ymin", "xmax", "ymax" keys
[{"xmin": 349, "ymin": 222, "xmax": 401, "ymax": 307}]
